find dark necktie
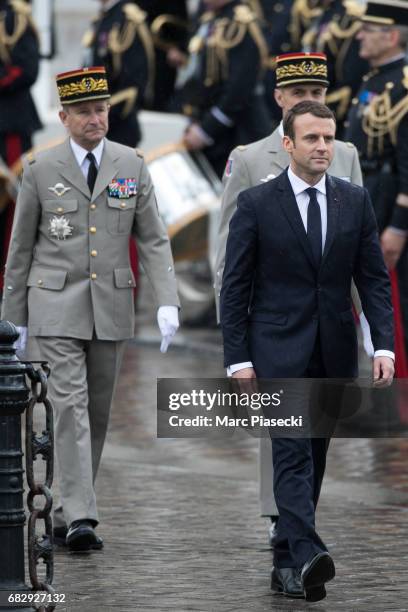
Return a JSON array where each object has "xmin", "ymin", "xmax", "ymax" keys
[
  {"xmin": 86, "ymin": 152, "xmax": 98, "ymax": 194},
  {"xmin": 305, "ymin": 187, "xmax": 322, "ymax": 267}
]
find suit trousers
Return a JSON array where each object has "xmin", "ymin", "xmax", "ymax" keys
[
  {"xmin": 32, "ymin": 335, "xmax": 126, "ymax": 528},
  {"xmin": 272, "ymin": 337, "xmax": 330, "ymax": 569}
]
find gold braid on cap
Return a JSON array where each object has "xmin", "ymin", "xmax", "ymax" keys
[
  {"xmin": 276, "ymin": 60, "xmax": 328, "ymax": 80},
  {"xmin": 108, "ymin": 3, "xmax": 155, "ymax": 105},
  {"xmin": 57, "ymin": 76, "xmax": 109, "ymax": 99},
  {"xmin": 0, "ymin": 0, "xmax": 39, "ymax": 65},
  {"xmin": 363, "ymin": 68, "xmax": 408, "ymax": 156}
]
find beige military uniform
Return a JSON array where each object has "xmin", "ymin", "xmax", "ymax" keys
[
  {"xmin": 2, "ymin": 138, "xmax": 179, "ymax": 528},
  {"xmin": 214, "ymin": 126, "xmax": 363, "ymax": 517}
]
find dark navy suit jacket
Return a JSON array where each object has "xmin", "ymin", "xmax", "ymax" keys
[{"xmin": 220, "ymin": 171, "xmax": 394, "ymax": 378}]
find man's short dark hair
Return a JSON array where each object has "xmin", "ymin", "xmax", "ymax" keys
[{"xmin": 283, "ymin": 101, "xmax": 336, "ymax": 141}]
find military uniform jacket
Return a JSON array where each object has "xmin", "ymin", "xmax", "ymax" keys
[
  {"xmin": 83, "ymin": 1, "xmax": 154, "ymax": 145},
  {"xmin": 214, "ymin": 127, "xmax": 362, "ymax": 307},
  {"xmin": 181, "ymin": 1, "xmax": 271, "ymax": 144},
  {"xmin": 1, "ymin": 139, "xmax": 179, "ymax": 340},
  {"xmin": 0, "ymin": 0, "xmax": 41, "ymax": 136},
  {"xmin": 345, "ymin": 57, "xmax": 408, "ymax": 231}
]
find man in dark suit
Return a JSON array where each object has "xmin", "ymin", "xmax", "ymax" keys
[{"xmin": 220, "ymin": 101, "xmax": 395, "ymax": 601}]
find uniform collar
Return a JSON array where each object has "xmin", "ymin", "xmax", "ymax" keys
[
  {"xmin": 375, "ymin": 53, "xmax": 406, "ymax": 73},
  {"xmin": 70, "ymin": 138, "xmax": 105, "ymax": 168}
]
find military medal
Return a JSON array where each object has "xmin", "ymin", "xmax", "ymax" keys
[
  {"xmin": 108, "ymin": 178, "xmax": 137, "ymax": 198},
  {"xmin": 48, "ymin": 182, "xmax": 71, "ymax": 197},
  {"xmin": 49, "ymin": 215, "xmax": 73, "ymax": 240}
]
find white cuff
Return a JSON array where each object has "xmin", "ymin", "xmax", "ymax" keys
[
  {"xmin": 374, "ymin": 350, "xmax": 395, "ymax": 361},
  {"xmin": 226, "ymin": 361, "xmax": 253, "ymax": 377}
]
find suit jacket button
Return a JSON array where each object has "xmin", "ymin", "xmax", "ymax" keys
[
  {"xmin": 37, "ymin": 279, "xmax": 43, "ymax": 286},
  {"xmin": 90, "ymin": 204, "xmax": 96, "ymax": 210},
  {"xmin": 120, "ymin": 202, "xmax": 126, "ymax": 209},
  {"xmin": 91, "ymin": 249, "xmax": 98, "ymax": 257},
  {"xmin": 90, "ymin": 226, "xmax": 96, "ymax": 233},
  {"xmin": 91, "ymin": 273, "xmax": 97, "ymax": 280},
  {"xmin": 57, "ymin": 207, "xmax": 64, "ymax": 213},
  {"xmin": 128, "ymin": 279, "xmax": 132, "ymax": 285}
]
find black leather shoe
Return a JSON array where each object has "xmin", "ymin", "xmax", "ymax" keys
[
  {"xmin": 53, "ymin": 525, "xmax": 103, "ymax": 550},
  {"xmin": 301, "ymin": 552, "xmax": 335, "ymax": 602},
  {"xmin": 268, "ymin": 517, "xmax": 279, "ymax": 547},
  {"xmin": 65, "ymin": 520, "xmax": 101, "ymax": 552},
  {"xmin": 271, "ymin": 567, "xmax": 304, "ymax": 598}
]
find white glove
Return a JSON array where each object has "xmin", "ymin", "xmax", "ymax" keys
[
  {"xmin": 14, "ymin": 326, "xmax": 28, "ymax": 356},
  {"xmin": 157, "ymin": 306, "xmax": 179, "ymax": 353},
  {"xmin": 359, "ymin": 312, "xmax": 374, "ymax": 357}
]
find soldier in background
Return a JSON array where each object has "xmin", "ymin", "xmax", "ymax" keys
[
  {"xmin": 0, "ymin": 0, "xmax": 41, "ymax": 293},
  {"xmin": 345, "ymin": 0, "xmax": 408, "ymax": 373},
  {"xmin": 140, "ymin": 0, "xmax": 189, "ymax": 112},
  {"xmin": 246, "ymin": 0, "xmax": 294, "ymax": 125},
  {"xmin": 180, "ymin": 0, "xmax": 272, "ymax": 178},
  {"xmin": 83, "ymin": 0, "xmax": 154, "ymax": 147},
  {"xmin": 302, "ymin": 0, "xmax": 369, "ymax": 137}
]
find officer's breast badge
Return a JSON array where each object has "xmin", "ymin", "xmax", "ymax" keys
[
  {"xmin": 108, "ymin": 178, "xmax": 137, "ymax": 198},
  {"xmin": 49, "ymin": 215, "xmax": 73, "ymax": 240}
]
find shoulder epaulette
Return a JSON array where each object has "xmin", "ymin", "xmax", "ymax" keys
[
  {"xmin": 346, "ymin": 142, "xmax": 355, "ymax": 148},
  {"xmin": 9, "ymin": 0, "xmax": 31, "ymax": 18},
  {"xmin": 234, "ymin": 5, "xmax": 256, "ymax": 25},
  {"xmin": 123, "ymin": 3, "xmax": 147, "ymax": 26},
  {"xmin": 343, "ymin": 0, "xmax": 365, "ymax": 18},
  {"xmin": 135, "ymin": 148, "xmax": 144, "ymax": 159},
  {"xmin": 237, "ymin": 145, "xmax": 247, "ymax": 151}
]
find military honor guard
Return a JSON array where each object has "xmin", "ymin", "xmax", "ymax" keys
[
  {"xmin": 345, "ymin": 0, "xmax": 408, "ymax": 374},
  {"xmin": 1, "ymin": 66, "xmax": 180, "ymax": 551},
  {"xmin": 140, "ymin": 0, "xmax": 189, "ymax": 112},
  {"xmin": 0, "ymin": 0, "xmax": 41, "ymax": 294},
  {"xmin": 302, "ymin": 0, "xmax": 369, "ymax": 136},
  {"xmin": 83, "ymin": 0, "xmax": 154, "ymax": 147},
  {"xmin": 214, "ymin": 51, "xmax": 366, "ymax": 547},
  {"xmin": 180, "ymin": 0, "xmax": 272, "ymax": 178}
]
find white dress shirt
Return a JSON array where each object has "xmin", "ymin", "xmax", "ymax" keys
[
  {"xmin": 70, "ymin": 138, "xmax": 104, "ymax": 179},
  {"xmin": 227, "ymin": 167, "xmax": 394, "ymax": 375}
]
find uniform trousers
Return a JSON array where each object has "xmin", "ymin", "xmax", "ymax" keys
[{"xmin": 32, "ymin": 335, "xmax": 126, "ymax": 528}]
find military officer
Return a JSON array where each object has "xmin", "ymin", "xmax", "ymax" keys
[
  {"xmin": 214, "ymin": 52, "xmax": 364, "ymax": 545},
  {"xmin": 0, "ymin": 0, "xmax": 41, "ymax": 294},
  {"xmin": 302, "ymin": 0, "xmax": 369, "ymax": 137},
  {"xmin": 345, "ymin": 0, "xmax": 408, "ymax": 371},
  {"xmin": 180, "ymin": 0, "xmax": 272, "ymax": 178},
  {"xmin": 1, "ymin": 66, "xmax": 180, "ymax": 552},
  {"xmin": 83, "ymin": 0, "xmax": 155, "ymax": 147}
]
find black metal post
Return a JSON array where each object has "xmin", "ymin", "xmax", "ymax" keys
[{"xmin": 0, "ymin": 321, "xmax": 35, "ymax": 611}]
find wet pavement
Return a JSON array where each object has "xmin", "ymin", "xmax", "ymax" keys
[{"xmin": 26, "ymin": 281, "xmax": 408, "ymax": 612}]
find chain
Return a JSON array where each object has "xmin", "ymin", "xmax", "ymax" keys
[{"xmin": 25, "ymin": 363, "xmax": 55, "ymax": 612}]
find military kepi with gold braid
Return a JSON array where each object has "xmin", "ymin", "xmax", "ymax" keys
[
  {"xmin": 362, "ymin": 0, "xmax": 408, "ymax": 26},
  {"xmin": 56, "ymin": 66, "xmax": 110, "ymax": 105},
  {"xmin": 275, "ymin": 52, "xmax": 329, "ymax": 88}
]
